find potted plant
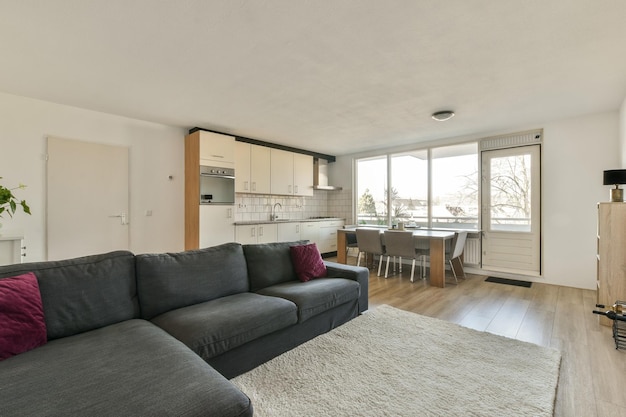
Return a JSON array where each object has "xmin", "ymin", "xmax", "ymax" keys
[{"xmin": 0, "ymin": 177, "xmax": 31, "ymax": 231}]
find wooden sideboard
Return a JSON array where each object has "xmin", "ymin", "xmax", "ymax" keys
[{"xmin": 597, "ymin": 203, "xmax": 626, "ymax": 326}]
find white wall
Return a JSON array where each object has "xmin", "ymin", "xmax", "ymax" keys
[
  {"xmin": 542, "ymin": 111, "xmax": 619, "ymax": 289},
  {"xmin": 621, "ymin": 96, "xmax": 626, "ymax": 166},
  {"xmin": 330, "ymin": 110, "xmax": 620, "ymax": 290},
  {"xmin": 0, "ymin": 92, "xmax": 186, "ymax": 261}
]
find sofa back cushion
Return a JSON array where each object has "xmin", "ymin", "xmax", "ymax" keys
[
  {"xmin": 243, "ymin": 241, "xmax": 306, "ymax": 291},
  {"xmin": 0, "ymin": 251, "xmax": 138, "ymax": 340},
  {"xmin": 136, "ymin": 243, "xmax": 249, "ymax": 320}
]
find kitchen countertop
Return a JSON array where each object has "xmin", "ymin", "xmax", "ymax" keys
[{"xmin": 234, "ymin": 218, "xmax": 344, "ymax": 225}]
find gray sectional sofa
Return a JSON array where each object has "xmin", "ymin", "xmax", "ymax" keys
[{"xmin": 0, "ymin": 241, "xmax": 369, "ymax": 416}]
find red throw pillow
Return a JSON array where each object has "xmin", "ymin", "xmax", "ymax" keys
[
  {"xmin": 0, "ymin": 272, "xmax": 47, "ymax": 361},
  {"xmin": 290, "ymin": 243, "xmax": 327, "ymax": 282}
]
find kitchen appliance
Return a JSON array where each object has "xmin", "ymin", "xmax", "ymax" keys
[
  {"xmin": 313, "ymin": 158, "xmax": 343, "ymax": 191},
  {"xmin": 200, "ymin": 165, "xmax": 235, "ymax": 204}
]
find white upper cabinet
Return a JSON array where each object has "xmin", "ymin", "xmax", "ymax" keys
[
  {"xmin": 270, "ymin": 149, "xmax": 314, "ymax": 196},
  {"xmin": 293, "ymin": 153, "xmax": 314, "ymax": 196},
  {"xmin": 250, "ymin": 145, "xmax": 271, "ymax": 194},
  {"xmin": 199, "ymin": 131, "xmax": 235, "ymax": 168},
  {"xmin": 270, "ymin": 149, "xmax": 294, "ymax": 195},
  {"xmin": 235, "ymin": 142, "xmax": 271, "ymax": 194},
  {"xmin": 234, "ymin": 141, "xmax": 251, "ymax": 192}
]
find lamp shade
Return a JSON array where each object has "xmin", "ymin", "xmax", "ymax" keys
[{"xmin": 603, "ymin": 170, "xmax": 626, "ymax": 185}]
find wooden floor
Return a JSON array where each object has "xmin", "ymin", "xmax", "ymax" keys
[{"xmin": 331, "ymin": 255, "xmax": 626, "ymax": 417}]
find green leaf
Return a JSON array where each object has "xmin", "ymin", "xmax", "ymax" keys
[
  {"xmin": 21, "ymin": 200, "xmax": 31, "ymax": 215},
  {"xmin": 9, "ymin": 199, "xmax": 16, "ymax": 213}
]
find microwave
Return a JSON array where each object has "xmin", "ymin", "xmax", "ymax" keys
[{"xmin": 200, "ymin": 166, "xmax": 235, "ymax": 205}]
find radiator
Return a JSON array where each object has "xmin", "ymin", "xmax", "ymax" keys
[{"xmin": 464, "ymin": 238, "xmax": 481, "ymax": 266}]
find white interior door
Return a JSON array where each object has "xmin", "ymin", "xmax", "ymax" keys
[
  {"xmin": 47, "ymin": 137, "xmax": 129, "ymax": 260},
  {"xmin": 481, "ymin": 145, "xmax": 541, "ymax": 276}
]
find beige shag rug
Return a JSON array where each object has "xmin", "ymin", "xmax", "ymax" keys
[{"xmin": 232, "ymin": 305, "xmax": 561, "ymax": 417}]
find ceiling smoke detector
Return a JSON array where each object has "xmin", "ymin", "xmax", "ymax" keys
[{"xmin": 431, "ymin": 110, "xmax": 455, "ymax": 122}]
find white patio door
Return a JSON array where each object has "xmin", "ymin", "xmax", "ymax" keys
[
  {"xmin": 47, "ymin": 137, "xmax": 129, "ymax": 260},
  {"xmin": 481, "ymin": 145, "xmax": 540, "ymax": 276}
]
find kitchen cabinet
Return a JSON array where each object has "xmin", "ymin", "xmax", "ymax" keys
[
  {"xmin": 597, "ymin": 202, "xmax": 626, "ymax": 326},
  {"xmin": 235, "ymin": 223, "xmax": 277, "ymax": 244},
  {"xmin": 199, "ymin": 205, "xmax": 235, "ymax": 248},
  {"xmin": 199, "ymin": 131, "xmax": 235, "ymax": 168},
  {"xmin": 318, "ymin": 220, "xmax": 344, "ymax": 253},
  {"xmin": 185, "ymin": 130, "xmax": 236, "ymax": 250},
  {"xmin": 300, "ymin": 222, "xmax": 319, "ymax": 245},
  {"xmin": 235, "ymin": 142, "xmax": 271, "ymax": 194},
  {"xmin": 293, "ymin": 153, "xmax": 314, "ymax": 196},
  {"xmin": 270, "ymin": 149, "xmax": 293, "ymax": 195},
  {"xmin": 277, "ymin": 222, "xmax": 301, "ymax": 242},
  {"xmin": 0, "ymin": 235, "xmax": 25, "ymax": 266},
  {"xmin": 270, "ymin": 149, "xmax": 314, "ymax": 196}
]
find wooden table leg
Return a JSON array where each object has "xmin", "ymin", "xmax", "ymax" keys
[
  {"xmin": 429, "ymin": 239, "xmax": 445, "ymax": 288},
  {"xmin": 337, "ymin": 230, "xmax": 347, "ymax": 264}
]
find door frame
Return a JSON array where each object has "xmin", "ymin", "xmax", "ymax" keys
[
  {"xmin": 480, "ymin": 144, "xmax": 541, "ymax": 276},
  {"xmin": 46, "ymin": 137, "xmax": 130, "ymax": 260}
]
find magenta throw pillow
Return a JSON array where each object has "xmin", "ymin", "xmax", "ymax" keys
[
  {"xmin": 0, "ymin": 272, "xmax": 47, "ymax": 361},
  {"xmin": 290, "ymin": 243, "xmax": 327, "ymax": 282}
]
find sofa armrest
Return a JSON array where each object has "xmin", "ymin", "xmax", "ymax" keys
[{"xmin": 323, "ymin": 261, "xmax": 369, "ymax": 313}]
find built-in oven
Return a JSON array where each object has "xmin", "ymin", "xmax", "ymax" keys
[{"xmin": 200, "ymin": 165, "xmax": 235, "ymax": 204}]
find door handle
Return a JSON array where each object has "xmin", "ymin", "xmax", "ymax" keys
[{"xmin": 109, "ymin": 212, "xmax": 128, "ymax": 225}]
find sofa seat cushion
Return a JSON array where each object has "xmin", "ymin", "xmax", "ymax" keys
[
  {"xmin": 257, "ymin": 278, "xmax": 360, "ymax": 323},
  {"xmin": 151, "ymin": 292, "xmax": 297, "ymax": 361},
  {"xmin": 0, "ymin": 319, "xmax": 252, "ymax": 417}
]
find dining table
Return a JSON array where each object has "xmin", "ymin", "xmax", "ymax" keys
[{"xmin": 336, "ymin": 227, "xmax": 457, "ymax": 288}]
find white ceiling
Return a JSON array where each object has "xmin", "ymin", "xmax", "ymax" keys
[{"xmin": 1, "ymin": 1, "xmax": 625, "ymax": 156}]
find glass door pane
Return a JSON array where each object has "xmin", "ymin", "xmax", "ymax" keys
[{"xmin": 489, "ymin": 154, "xmax": 532, "ymax": 232}]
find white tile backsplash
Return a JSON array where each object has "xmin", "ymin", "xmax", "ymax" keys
[{"xmin": 235, "ymin": 189, "xmax": 352, "ymax": 223}]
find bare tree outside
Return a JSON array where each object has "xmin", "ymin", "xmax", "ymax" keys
[{"xmin": 488, "ymin": 155, "xmax": 531, "ymax": 223}]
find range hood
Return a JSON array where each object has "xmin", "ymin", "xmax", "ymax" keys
[{"xmin": 313, "ymin": 158, "xmax": 343, "ymax": 191}]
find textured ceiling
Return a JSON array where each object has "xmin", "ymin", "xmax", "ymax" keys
[{"xmin": 1, "ymin": 1, "xmax": 625, "ymax": 156}]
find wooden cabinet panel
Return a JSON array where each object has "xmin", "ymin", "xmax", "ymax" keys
[{"xmin": 597, "ymin": 203, "xmax": 626, "ymax": 326}]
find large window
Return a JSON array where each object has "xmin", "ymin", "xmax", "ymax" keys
[
  {"xmin": 431, "ymin": 143, "xmax": 478, "ymax": 229},
  {"xmin": 356, "ymin": 156, "xmax": 387, "ymax": 225},
  {"xmin": 390, "ymin": 151, "xmax": 428, "ymax": 227},
  {"xmin": 356, "ymin": 143, "xmax": 478, "ymax": 230}
]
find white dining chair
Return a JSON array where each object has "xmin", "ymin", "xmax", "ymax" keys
[{"xmin": 447, "ymin": 231, "xmax": 468, "ymax": 284}]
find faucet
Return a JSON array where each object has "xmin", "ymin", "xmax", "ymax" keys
[{"xmin": 271, "ymin": 203, "xmax": 283, "ymax": 221}]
